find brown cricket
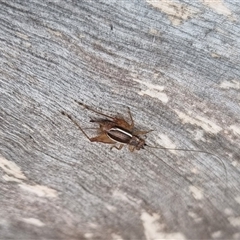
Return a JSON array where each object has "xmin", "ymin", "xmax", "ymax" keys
[
  {"xmin": 61, "ymin": 100, "xmax": 228, "ymax": 190},
  {"xmin": 61, "ymin": 100, "xmax": 152, "ymax": 152}
]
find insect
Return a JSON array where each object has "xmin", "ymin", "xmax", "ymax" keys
[
  {"xmin": 61, "ymin": 100, "xmax": 152, "ymax": 152},
  {"xmin": 61, "ymin": 100, "xmax": 228, "ymax": 191}
]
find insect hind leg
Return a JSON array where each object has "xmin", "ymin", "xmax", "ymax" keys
[
  {"xmin": 74, "ymin": 100, "xmax": 115, "ymax": 119},
  {"xmin": 90, "ymin": 133, "xmax": 116, "ymax": 144},
  {"xmin": 61, "ymin": 111, "xmax": 92, "ymax": 141}
]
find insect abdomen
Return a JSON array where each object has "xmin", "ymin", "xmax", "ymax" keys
[{"xmin": 107, "ymin": 127, "xmax": 132, "ymax": 144}]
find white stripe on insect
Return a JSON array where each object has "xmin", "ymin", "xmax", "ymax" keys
[{"xmin": 109, "ymin": 127, "xmax": 133, "ymax": 138}]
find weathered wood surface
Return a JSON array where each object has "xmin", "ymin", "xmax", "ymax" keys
[{"xmin": 0, "ymin": 0, "xmax": 240, "ymax": 239}]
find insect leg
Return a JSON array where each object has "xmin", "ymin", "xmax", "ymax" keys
[
  {"xmin": 113, "ymin": 107, "xmax": 135, "ymax": 131},
  {"xmin": 128, "ymin": 145, "xmax": 136, "ymax": 152},
  {"xmin": 111, "ymin": 144, "xmax": 124, "ymax": 151},
  {"xmin": 61, "ymin": 111, "xmax": 93, "ymax": 141},
  {"xmin": 127, "ymin": 107, "xmax": 134, "ymax": 128},
  {"xmin": 74, "ymin": 100, "xmax": 115, "ymax": 119},
  {"xmin": 90, "ymin": 133, "xmax": 116, "ymax": 144}
]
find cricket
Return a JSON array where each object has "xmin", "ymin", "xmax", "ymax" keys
[
  {"xmin": 61, "ymin": 100, "xmax": 151, "ymax": 152},
  {"xmin": 61, "ymin": 100, "xmax": 227, "ymax": 189}
]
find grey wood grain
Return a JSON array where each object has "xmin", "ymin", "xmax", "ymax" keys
[{"xmin": 0, "ymin": 0, "xmax": 240, "ymax": 239}]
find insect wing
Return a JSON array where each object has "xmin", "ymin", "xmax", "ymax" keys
[{"xmin": 107, "ymin": 127, "xmax": 132, "ymax": 144}]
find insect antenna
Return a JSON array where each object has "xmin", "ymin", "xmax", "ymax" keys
[
  {"xmin": 144, "ymin": 147, "xmax": 196, "ymax": 189},
  {"xmin": 145, "ymin": 144, "xmax": 228, "ymax": 195}
]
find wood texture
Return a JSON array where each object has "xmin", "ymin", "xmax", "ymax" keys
[{"xmin": 0, "ymin": 0, "xmax": 240, "ymax": 239}]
